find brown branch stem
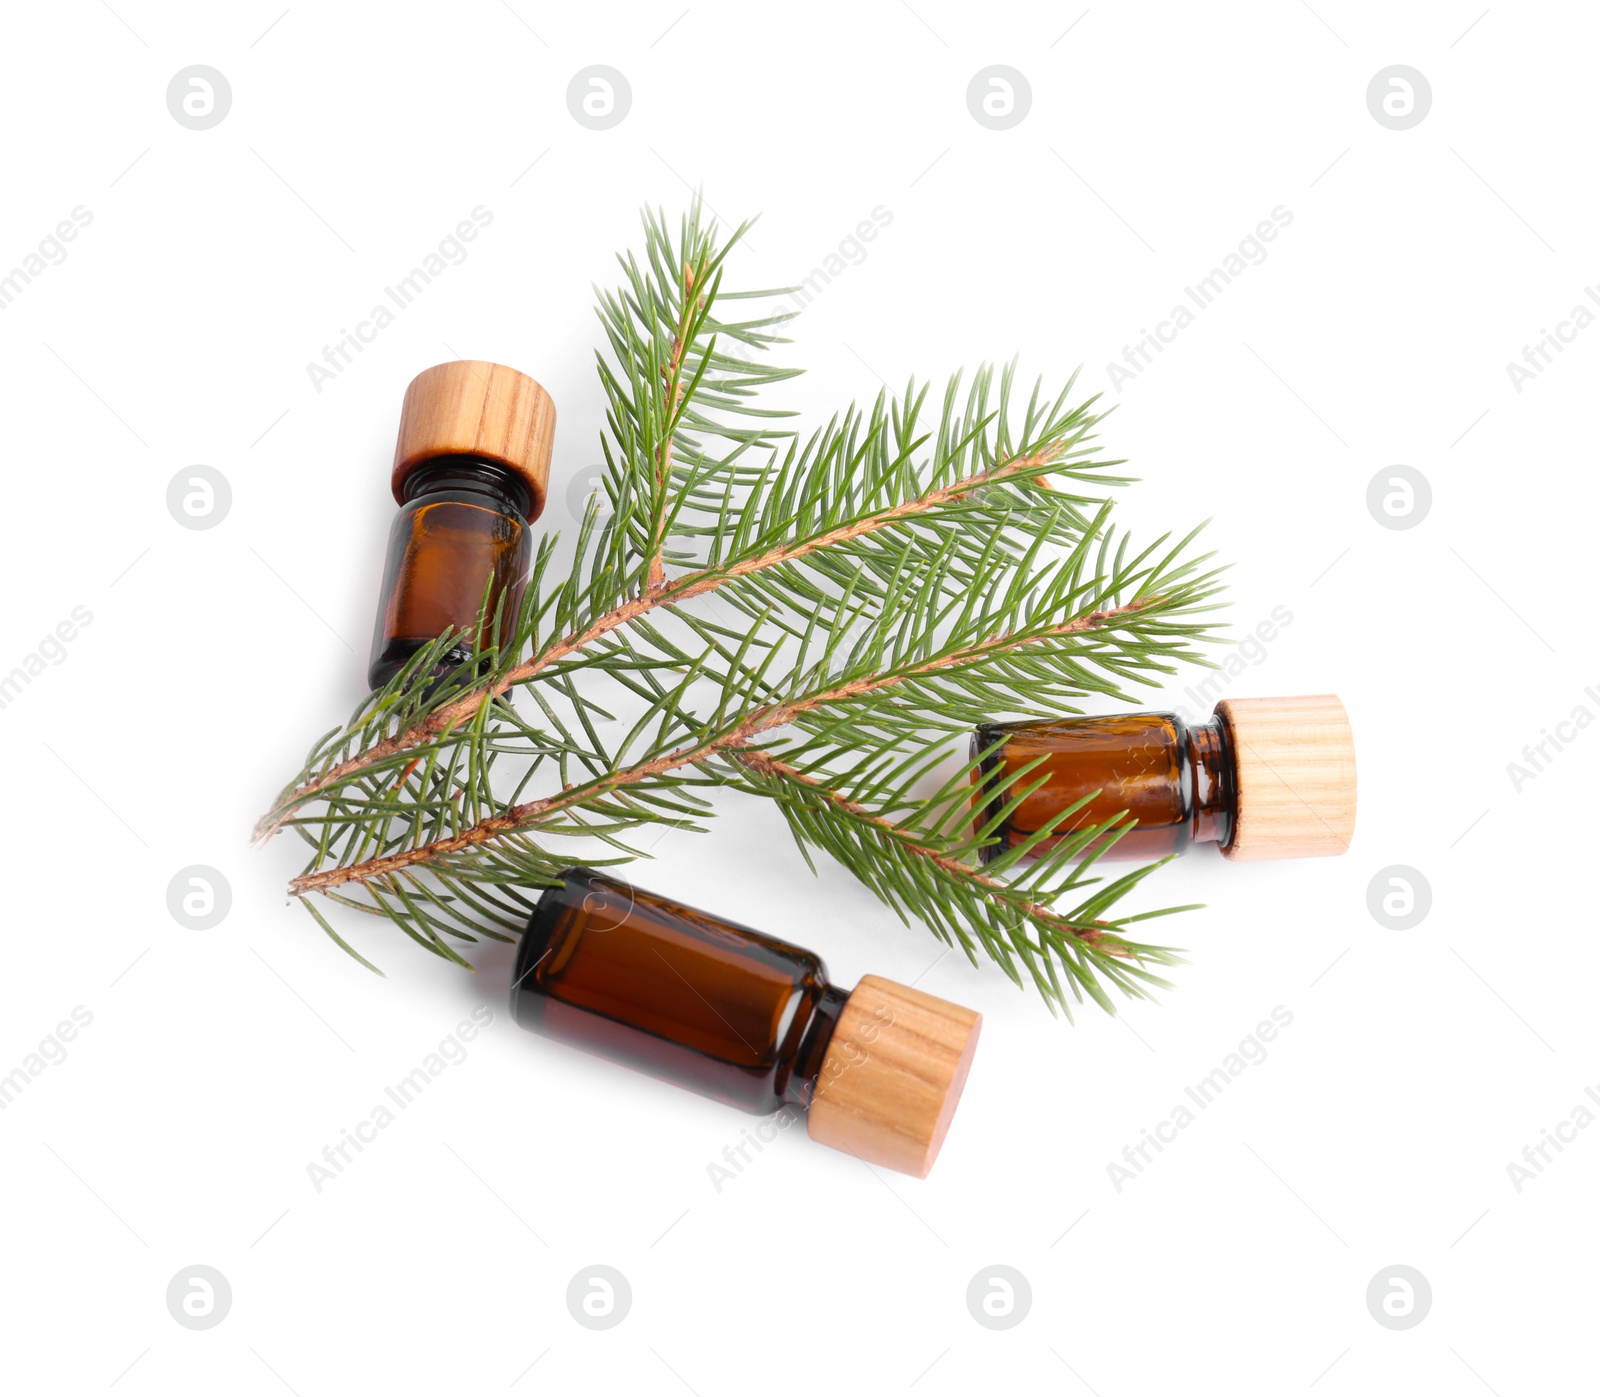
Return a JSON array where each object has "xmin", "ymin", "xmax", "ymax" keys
[{"xmin": 286, "ymin": 596, "xmax": 1156, "ymax": 895}]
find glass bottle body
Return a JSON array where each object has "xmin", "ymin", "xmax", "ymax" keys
[
  {"xmin": 973, "ymin": 711, "xmax": 1235, "ymax": 862},
  {"xmin": 367, "ymin": 456, "xmax": 532, "ymax": 690},
  {"xmin": 510, "ymin": 869, "xmax": 848, "ymax": 1114}
]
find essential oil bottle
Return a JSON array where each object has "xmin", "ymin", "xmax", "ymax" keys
[
  {"xmin": 973, "ymin": 695, "xmax": 1356, "ymax": 863},
  {"xmin": 368, "ymin": 360, "xmax": 555, "ymax": 689},
  {"xmin": 510, "ymin": 868, "xmax": 982, "ymax": 1178}
]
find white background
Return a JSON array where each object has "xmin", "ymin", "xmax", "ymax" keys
[{"xmin": 1, "ymin": 2, "xmax": 1595, "ymax": 1392}]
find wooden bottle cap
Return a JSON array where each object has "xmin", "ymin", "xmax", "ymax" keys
[
  {"xmin": 807, "ymin": 974, "xmax": 982, "ymax": 1178},
  {"xmin": 1215, "ymin": 695, "xmax": 1356, "ymax": 860},
  {"xmin": 392, "ymin": 360, "xmax": 556, "ymax": 518}
]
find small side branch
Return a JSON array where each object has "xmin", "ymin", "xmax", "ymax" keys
[
  {"xmin": 726, "ymin": 747, "xmax": 1127, "ymax": 956},
  {"xmin": 645, "ymin": 256, "xmax": 700, "ymax": 591}
]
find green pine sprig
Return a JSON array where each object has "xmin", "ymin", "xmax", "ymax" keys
[{"xmin": 255, "ymin": 200, "xmax": 1226, "ymax": 1016}]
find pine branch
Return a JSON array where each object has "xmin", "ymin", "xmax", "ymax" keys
[{"xmin": 256, "ymin": 199, "xmax": 1228, "ymax": 1016}]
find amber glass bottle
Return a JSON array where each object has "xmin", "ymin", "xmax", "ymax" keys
[
  {"xmin": 511, "ymin": 868, "xmax": 982, "ymax": 1178},
  {"xmin": 368, "ymin": 361, "xmax": 555, "ymax": 689},
  {"xmin": 973, "ymin": 695, "xmax": 1356, "ymax": 864}
]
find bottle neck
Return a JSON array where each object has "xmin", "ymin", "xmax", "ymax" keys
[
  {"xmin": 783, "ymin": 980, "xmax": 850, "ymax": 1109},
  {"xmin": 1184, "ymin": 713, "xmax": 1236, "ymax": 848},
  {"xmin": 401, "ymin": 454, "xmax": 532, "ymax": 520}
]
